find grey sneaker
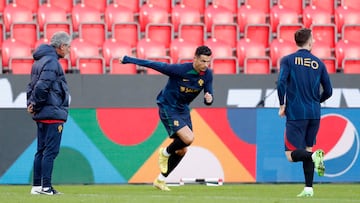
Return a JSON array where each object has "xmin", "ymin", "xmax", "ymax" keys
[{"xmin": 38, "ymin": 187, "xmax": 63, "ymax": 195}]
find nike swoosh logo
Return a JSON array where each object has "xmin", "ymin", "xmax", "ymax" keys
[{"xmin": 183, "ymin": 79, "xmax": 189, "ymax": 82}]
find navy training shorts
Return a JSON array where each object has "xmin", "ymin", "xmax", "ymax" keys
[
  {"xmin": 284, "ymin": 119, "xmax": 320, "ymax": 151},
  {"xmin": 159, "ymin": 108, "xmax": 192, "ymax": 138}
]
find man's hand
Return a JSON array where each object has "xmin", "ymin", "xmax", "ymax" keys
[
  {"xmin": 278, "ymin": 105, "xmax": 286, "ymax": 117},
  {"xmin": 27, "ymin": 104, "xmax": 34, "ymax": 114},
  {"xmin": 118, "ymin": 55, "xmax": 125, "ymax": 64},
  {"xmin": 204, "ymin": 92, "xmax": 213, "ymax": 103}
]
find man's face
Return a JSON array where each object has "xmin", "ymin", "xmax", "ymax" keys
[
  {"xmin": 193, "ymin": 54, "xmax": 211, "ymax": 72},
  {"xmin": 58, "ymin": 43, "xmax": 71, "ymax": 58}
]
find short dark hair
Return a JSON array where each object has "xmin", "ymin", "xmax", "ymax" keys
[
  {"xmin": 195, "ymin": 45, "xmax": 212, "ymax": 57},
  {"xmin": 294, "ymin": 28, "xmax": 312, "ymax": 47}
]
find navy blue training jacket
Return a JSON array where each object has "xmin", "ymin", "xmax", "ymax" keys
[
  {"xmin": 122, "ymin": 56, "xmax": 214, "ymax": 113},
  {"xmin": 26, "ymin": 44, "xmax": 70, "ymax": 121},
  {"xmin": 277, "ymin": 49, "xmax": 333, "ymax": 120}
]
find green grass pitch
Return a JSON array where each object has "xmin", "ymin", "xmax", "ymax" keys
[{"xmin": 0, "ymin": 183, "xmax": 360, "ymax": 203}]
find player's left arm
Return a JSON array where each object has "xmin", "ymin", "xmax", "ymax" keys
[
  {"xmin": 203, "ymin": 71, "xmax": 214, "ymax": 105},
  {"xmin": 320, "ymin": 64, "xmax": 333, "ymax": 103}
]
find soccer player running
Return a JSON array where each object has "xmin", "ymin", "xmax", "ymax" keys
[
  {"xmin": 119, "ymin": 46, "xmax": 213, "ymax": 191},
  {"xmin": 277, "ymin": 28, "xmax": 333, "ymax": 197}
]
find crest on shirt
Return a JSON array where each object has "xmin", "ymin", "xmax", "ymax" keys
[
  {"xmin": 174, "ymin": 120, "xmax": 179, "ymax": 127},
  {"xmin": 58, "ymin": 124, "xmax": 63, "ymax": 133},
  {"xmin": 198, "ymin": 79, "xmax": 204, "ymax": 86}
]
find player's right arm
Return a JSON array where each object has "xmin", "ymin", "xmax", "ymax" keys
[{"xmin": 119, "ymin": 55, "xmax": 179, "ymax": 76}]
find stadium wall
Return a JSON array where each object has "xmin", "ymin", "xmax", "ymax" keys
[{"xmin": 0, "ymin": 75, "xmax": 359, "ymax": 184}]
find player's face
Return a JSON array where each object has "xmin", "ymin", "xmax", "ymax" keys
[{"xmin": 193, "ymin": 55, "xmax": 211, "ymax": 72}]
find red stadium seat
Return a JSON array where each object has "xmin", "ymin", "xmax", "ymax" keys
[
  {"xmin": 244, "ymin": 24, "xmax": 271, "ymax": 47},
  {"xmin": 178, "ymin": 23, "xmax": 206, "ymax": 46},
  {"xmin": 277, "ymin": 0, "xmax": 304, "ymax": 15},
  {"xmin": 34, "ymin": 38, "xmax": 49, "ymax": 49},
  {"xmin": 311, "ymin": 24, "xmax": 337, "ymax": 48},
  {"xmin": 237, "ymin": 5, "xmax": 267, "ymax": 33},
  {"xmin": 145, "ymin": 23, "xmax": 174, "ymax": 48},
  {"xmin": 303, "ymin": 5, "xmax": 332, "ymax": 28},
  {"xmin": 335, "ymin": 40, "xmax": 360, "ymax": 68},
  {"xmin": 37, "ymin": 3, "xmax": 68, "ymax": 32},
  {"xmin": 0, "ymin": 0, "xmax": 5, "ymax": 14},
  {"xmin": 342, "ymin": 59, "xmax": 360, "ymax": 74},
  {"xmin": 71, "ymin": 3, "xmax": 102, "ymax": 32},
  {"xmin": 277, "ymin": 24, "xmax": 304, "ymax": 42},
  {"xmin": 180, "ymin": 0, "xmax": 206, "ymax": 14},
  {"xmin": 112, "ymin": 22, "xmax": 140, "ymax": 48},
  {"xmin": 171, "ymin": 4, "xmax": 201, "ymax": 32},
  {"xmin": 146, "ymin": 0, "xmax": 172, "ymax": 14},
  {"xmin": 47, "ymin": 0, "xmax": 73, "ymax": 14},
  {"xmin": 102, "ymin": 38, "xmax": 133, "ymax": 66},
  {"xmin": 136, "ymin": 38, "xmax": 167, "ymax": 59},
  {"xmin": 10, "ymin": 23, "xmax": 39, "ymax": 48},
  {"xmin": 76, "ymin": 57, "xmax": 106, "ymax": 74},
  {"xmin": 105, "ymin": 4, "xmax": 135, "ymax": 32},
  {"xmin": 139, "ymin": 3, "xmax": 168, "ymax": 32},
  {"xmin": 335, "ymin": 6, "xmax": 360, "ymax": 34},
  {"xmin": 340, "ymin": 0, "xmax": 360, "ymax": 10},
  {"xmin": 270, "ymin": 38, "xmax": 297, "ymax": 70},
  {"xmin": 205, "ymin": 38, "xmax": 233, "ymax": 58},
  {"xmin": 342, "ymin": 25, "xmax": 360, "ymax": 43},
  {"xmin": 44, "ymin": 22, "xmax": 72, "ymax": 41},
  {"xmin": 211, "ymin": 23, "xmax": 239, "ymax": 48},
  {"xmin": 1, "ymin": 38, "xmax": 32, "ymax": 68},
  {"xmin": 211, "ymin": 57, "xmax": 239, "ymax": 74},
  {"xmin": 0, "ymin": 23, "xmax": 4, "ymax": 47},
  {"xmin": 110, "ymin": 57, "xmax": 138, "ymax": 74},
  {"xmin": 70, "ymin": 38, "xmax": 100, "ymax": 67},
  {"xmin": 15, "ymin": 0, "xmax": 39, "ymax": 14},
  {"xmin": 237, "ymin": 38, "xmax": 267, "ymax": 68},
  {"xmin": 322, "ymin": 57, "xmax": 337, "ymax": 74},
  {"xmin": 244, "ymin": 0, "xmax": 271, "ymax": 14},
  {"xmin": 204, "ymin": 4, "xmax": 234, "ymax": 32},
  {"xmin": 170, "ymin": 38, "xmax": 197, "ymax": 63},
  {"xmin": 9, "ymin": 57, "xmax": 34, "ymax": 74},
  {"xmin": 178, "ymin": 58, "xmax": 193, "ymax": 63},
  {"xmin": 311, "ymin": 41, "xmax": 333, "ymax": 59},
  {"xmin": 212, "ymin": 0, "xmax": 238, "ymax": 14},
  {"xmin": 113, "ymin": 0, "xmax": 140, "ymax": 14},
  {"xmin": 270, "ymin": 5, "xmax": 299, "ymax": 33},
  {"xmin": 310, "ymin": 0, "xmax": 336, "ymax": 15},
  {"xmin": 244, "ymin": 57, "xmax": 271, "ymax": 74},
  {"xmin": 79, "ymin": 22, "xmax": 107, "ymax": 48},
  {"xmin": 3, "ymin": 4, "xmax": 33, "ymax": 32},
  {"xmin": 59, "ymin": 58, "xmax": 71, "ymax": 73},
  {"xmin": 81, "ymin": 0, "xmax": 107, "ymax": 13}
]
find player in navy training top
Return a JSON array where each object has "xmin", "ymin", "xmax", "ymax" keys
[
  {"xmin": 119, "ymin": 46, "xmax": 213, "ymax": 191},
  {"xmin": 277, "ymin": 28, "xmax": 332, "ymax": 197}
]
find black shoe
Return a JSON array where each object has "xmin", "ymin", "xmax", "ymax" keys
[{"xmin": 38, "ymin": 187, "xmax": 63, "ymax": 195}]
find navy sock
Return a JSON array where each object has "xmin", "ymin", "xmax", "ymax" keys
[
  {"xmin": 303, "ymin": 159, "xmax": 314, "ymax": 187},
  {"xmin": 162, "ymin": 153, "xmax": 184, "ymax": 177},
  {"xmin": 167, "ymin": 137, "xmax": 189, "ymax": 154},
  {"xmin": 291, "ymin": 149, "xmax": 312, "ymax": 162}
]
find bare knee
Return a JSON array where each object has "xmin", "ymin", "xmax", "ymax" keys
[
  {"xmin": 177, "ymin": 126, "xmax": 194, "ymax": 145},
  {"xmin": 285, "ymin": 151, "xmax": 293, "ymax": 162}
]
